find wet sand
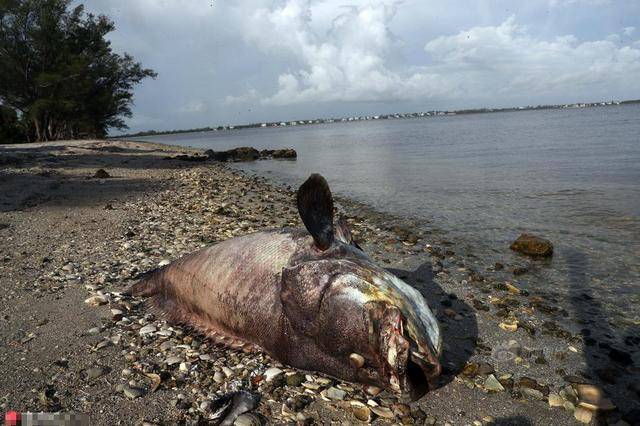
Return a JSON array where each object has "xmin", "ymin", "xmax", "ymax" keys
[{"xmin": 0, "ymin": 140, "xmax": 637, "ymax": 425}]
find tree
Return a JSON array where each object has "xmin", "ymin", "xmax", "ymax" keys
[{"xmin": 0, "ymin": 0, "xmax": 156, "ymax": 142}]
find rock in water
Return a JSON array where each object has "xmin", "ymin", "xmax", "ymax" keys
[
  {"xmin": 93, "ymin": 169, "xmax": 111, "ymax": 179},
  {"xmin": 510, "ymin": 233, "xmax": 553, "ymax": 257},
  {"xmin": 260, "ymin": 148, "xmax": 297, "ymax": 159}
]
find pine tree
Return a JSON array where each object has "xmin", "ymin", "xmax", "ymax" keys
[{"xmin": 0, "ymin": 0, "xmax": 156, "ymax": 142}]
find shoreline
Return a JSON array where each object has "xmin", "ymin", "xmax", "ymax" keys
[{"xmin": 1, "ymin": 139, "xmax": 637, "ymax": 425}]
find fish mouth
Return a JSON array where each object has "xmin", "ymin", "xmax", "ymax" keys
[{"xmin": 368, "ymin": 302, "xmax": 441, "ymax": 401}]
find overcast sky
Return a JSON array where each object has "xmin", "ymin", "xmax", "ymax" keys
[{"xmin": 78, "ymin": 0, "xmax": 640, "ymax": 133}]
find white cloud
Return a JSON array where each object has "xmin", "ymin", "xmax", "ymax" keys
[
  {"xmin": 423, "ymin": 16, "xmax": 640, "ymax": 99},
  {"xmin": 231, "ymin": 3, "xmax": 640, "ymax": 106},
  {"xmin": 548, "ymin": 0, "xmax": 612, "ymax": 6},
  {"xmin": 623, "ymin": 26, "xmax": 636, "ymax": 37}
]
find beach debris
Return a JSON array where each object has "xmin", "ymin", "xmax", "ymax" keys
[
  {"xmin": 210, "ymin": 391, "xmax": 261, "ymax": 426},
  {"xmin": 93, "ymin": 169, "xmax": 111, "ymax": 178},
  {"xmin": 510, "ymin": 233, "xmax": 553, "ymax": 257},
  {"xmin": 126, "ymin": 174, "xmax": 442, "ymax": 400}
]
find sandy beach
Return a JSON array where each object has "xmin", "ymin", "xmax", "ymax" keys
[{"xmin": 0, "ymin": 139, "xmax": 637, "ymax": 425}]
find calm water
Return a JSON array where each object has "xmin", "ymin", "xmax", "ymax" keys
[{"xmin": 134, "ymin": 105, "xmax": 640, "ymax": 327}]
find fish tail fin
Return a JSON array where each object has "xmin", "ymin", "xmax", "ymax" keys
[
  {"xmin": 125, "ymin": 268, "xmax": 186, "ymax": 324},
  {"xmin": 125, "ymin": 269, "xmax": 163, "ymax": 297}
]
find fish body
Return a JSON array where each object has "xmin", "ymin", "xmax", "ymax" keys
[{"xmin": 129, "ymin": 174, "xmax": 442, "ymax": 399}]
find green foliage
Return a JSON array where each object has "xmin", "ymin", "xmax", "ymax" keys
[{"xmin": 0, "ymin": 0, "xmax": 156, "ymax": 142}]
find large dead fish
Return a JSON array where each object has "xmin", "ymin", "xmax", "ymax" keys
[{"xmin": 127, "ymin": 174, "xmax": 442, "ymax": 400}]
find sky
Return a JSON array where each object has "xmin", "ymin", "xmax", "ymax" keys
[{"xmin": 78, "ymin": 0, "xmax": 640, "ymax": 133}]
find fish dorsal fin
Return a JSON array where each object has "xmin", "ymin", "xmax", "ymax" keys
[{"xmin": 297, "ymin": 174, "xmax": 334, "ymax": 251}]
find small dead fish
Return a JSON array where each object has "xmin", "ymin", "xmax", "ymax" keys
[{"xmin": 127, "ymin": 174, "xmax": 442, "ymax": 400}]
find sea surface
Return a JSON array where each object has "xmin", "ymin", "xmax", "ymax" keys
[{"xmin": 133, "ymin": 104, "xmax": 640, "ymax": 333}]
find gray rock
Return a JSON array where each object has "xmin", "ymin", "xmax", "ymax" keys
[
  {"xmin": 85, "ymin": 366, "xmax": 107, "ymax": 380},
  {"xmin": 484, "ymin": 374, "xmax": 505, "ymax": 392},
  {"xmin": 325, "ymin": 387, "xmax": 346, "ymax": 400},
  {"xmin": 123, "ymin": 384, "xmax": 145, "ymax": 399}
]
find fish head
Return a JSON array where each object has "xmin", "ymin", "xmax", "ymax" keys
[
  {"xmin": 281, "ymin": 258, "xmax": 442, "ymax": 400},
  {"xmin": 289, "ymin": 173, "xmax": 442, "ymax": 399}
]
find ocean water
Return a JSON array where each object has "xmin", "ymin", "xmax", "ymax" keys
[{"xmin": 133, "ymin": 104, "xmax": 640, "ymax": 330}]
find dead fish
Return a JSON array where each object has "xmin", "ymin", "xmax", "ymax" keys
[{"xmin": 127, "ymin": 174, "xmax": 442, "ymax": 400}]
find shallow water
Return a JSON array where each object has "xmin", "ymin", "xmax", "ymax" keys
[{"xmin": 133, "ymin": 104, "xmax": 640, "ymax": 329}]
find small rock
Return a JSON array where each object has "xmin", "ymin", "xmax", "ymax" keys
[
  {"xmin": 222, "ymin": 366, "xmax": 234, "ymax": 377},
  {"xmin": 574, "ymin": 407, "xmax": 593, "ymax": 424},
  {"xmin": 286, "ymin": 372, "xmax": 305, "ymax": 387},
  {"xmin": 93, "ymin": 169, "xmax": 111, "ymax": 179},
  {"xmin": 165, "ymin": 356, "xmax": 181, "ymax": 366},
  {"xmin": 510, "ymin": 233, "xmax": 553, "ymax": 257},
  {"xmin": 484, "ymin": 374, "xmax": 505, "ymax": 392},
  {"xmin": 351, "ymin": 402, "xmax": 371, "ymax": 422},
  {"xmin": 85, "ymin": 366, "xmax": 107, "ymax": 380},
  {"xmin": 263, "ymin": 367, "xmax": 283, "ymax": 382},
  {"xmin": 548, "ymin": 393, "xmax": 564, "ymax": 407},
  {"xmin": 84, "ymin": 295, "xmax": 108, "ymax": 307},
  {"xmin": 370, "ymin": 406, "xmax": 394, "ymax": 419},
  {"xmin": 234, "ymin": 413, "xmax": 261, "ymax": 426},
  {"xmin": 213, "ymin": 371, "xmax": 225, "ymax": 383},
  {"xmin": 425, "ymin": 416, "xmax": 437, "ymax": 425},
  {"xmin": 158, "ymin": 259, "xmax": 171, "ymax": 267},
  {"xmin": 122, "ymin": 384, "xmax": 145, "ymax": 399},
  {"xmin": 139, "ymin": 325, "xmax": 157, "ymax": 335},
  {"xmin": 324, "ymin": 387, "xmax": 346, "ymax": 401}
]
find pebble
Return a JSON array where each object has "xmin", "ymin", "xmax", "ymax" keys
[
  {"xmin": 122, "ymin": 384, "xmax": 145, "ymax": 399},
  {"xmin": 498, "ymin": 321, "xmax": 518, "ymax": 332},
  {"xmin": 548, "ymin": 393, "xmax": 564, "ymax": 407},
  {"xmin": 213, "ymin": 371, "xmax": 225, "ymax": 383},
  {"xmin": 85, "ymin": 366, "xmax": 107, "ymax": 380},
  {"xmin": 324, "ymin": 387, "xmax": 346, "ymax": 401},
  {"xmin": 370, "ymin": 406, "xmax": 394, "ymax": 419},
  {"xmin": 139, "ymin": 324, "xmax": 157, "ymax": 335},
  {"xmin": 87, "ymin": 327, "xmax": 102, "ymax": 335},
  {"xmin": 285, "ymin": 373, "xmax": 305, "ymax": 387},
  {"xmin": 351, "ymin": 402, "xmax": 371, "ymax": 422},
  {"xmin": 222, "ymin": 366, "xmax": 234, "ymax": 377},
  {"xmin": 263, "ymin": 367, "xmax": 284, "ymax": 382},
  {"xmin": 84, "ymin": 295, "xmax": 108, "ymax": 307},
  {"xmin": 233, "ymin": 414, "xmax": 261, "ymax": 426},
  {"xmin": 574, "ymin": 406, "xmax": 593, "ymax": 424},
  {"xmin": 165, "ymin": 356, "xmax": 181, "ymax": 366},
  {"xmin": 484, "ymin": 374, "xmax": 505, "ymax": 392}
]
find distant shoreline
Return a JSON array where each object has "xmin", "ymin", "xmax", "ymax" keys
[{"xmin": 114, "ymin": 98, "xmax": 640, "ymax": 139}]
